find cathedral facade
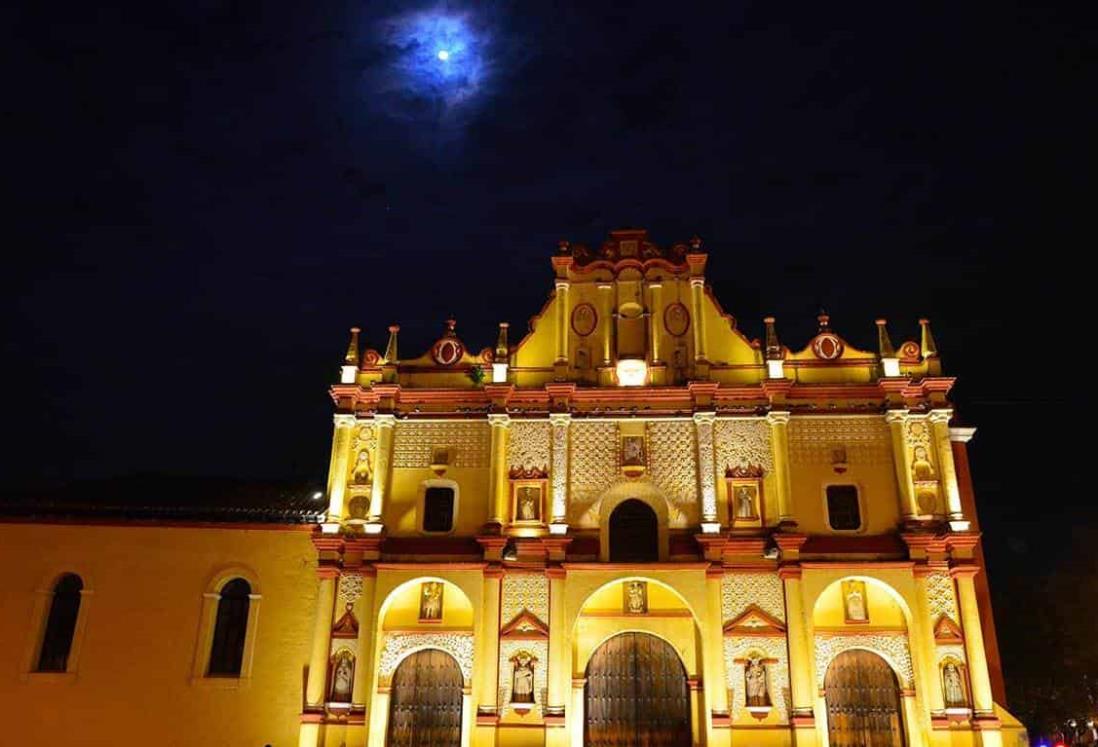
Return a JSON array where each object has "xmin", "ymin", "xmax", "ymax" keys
[{"xmin": 0, "ymin": 230, "xmax": 1026, "ymax": 747}]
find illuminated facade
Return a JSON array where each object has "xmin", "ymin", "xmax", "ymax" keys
[{"xmin": 0, "ymin": 229, "xmax": 1026, "ymax": 747}]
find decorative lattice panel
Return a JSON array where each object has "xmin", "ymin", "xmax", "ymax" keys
[
  {"xmin": 813, "ymin": 632, "xmax": 914, "ymax": 689},
  {"xmin": 648, "ymin": 420, "xmax": 699, "ymax": 526},
  {"xmin": 391, "ymin": 421, "xmax": 491, "ymax": 468},
  {"xmin": 338, "ymin": 573, "xmax": 364, "ymax": 607},
  {"xmin": 789, "ymin": 417, "xmax": 891, "ymax": 465},
  {"xmin": 926, "ymin": 572, "xmax": 959, "ymax": 625},
  {"xmin": 509, "ymin": 420, "xmax": 551, "ymax": 473},
  {"xmin": 715, "ymin": 418, "xmax": 773, "ymax": 474},
  {"xmin": 501, "ymin": 573, "xmax": 549, "ymax": 626},
  {"xmin": 721, "ymin": 573, "xmax": 786, "ymax": 623},
  {"xmin": 379, "ymin": 632, "xmax": 474, "ymax": 683},
  {"xmin": 568, "ymin": 421, "xmax": 619, "ymax": 525}
]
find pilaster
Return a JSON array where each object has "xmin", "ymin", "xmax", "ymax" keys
[
  {"xmin": 886, "ymin": 409, "xmax": 919, "ymax": 520},
  {"xmin": 548, "ymin": 414, "xmax": 571, "ymax": 533},
  {"xmin": 766, "ymin": 410, "xmax": 794, "ymax": 525},
  {"xmin": 694, "ymin": 412, "xmax": 719, "ymax": 532},
  {"xmin": 366, "ymin": 414, "xmax": 396, "ymax": 533},
  {"xmin": 487, "ymin": 415, "xmax": 511, "ymax": 527},
  {"xmin": 930, "ymin": 409, "xmax": 967, "ymax": 528},
  {"xmin": 326, "ymin": 414, "xmax": 357, "ymax": 526}
]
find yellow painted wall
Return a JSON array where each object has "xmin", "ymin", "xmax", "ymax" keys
[
  {"xmin": 812, "ymin": 577, "xmax": 908, "ymax": 628},
  {"xmin": 380, "ymin": 578, "xmax": 474, "ymax": 630},
  {"xmin": 0, "ymin": 522, "xmax": 317, "ymax": 747},
  {"xmin": 386, "ymin": 466, "xmax": 491, "ymax": 536},
  {"xmin": 790, "ymin": 461, "xmax": 902, "ymax": 535}
]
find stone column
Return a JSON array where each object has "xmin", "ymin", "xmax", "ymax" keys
[
  {"xmin": 780, "ymin": 567, "xmax": 818, "ymax": 742},
  {"xmin": 688, "ymin": 678, "xmax": 704, "ymax": 746},
  {"xmin": 555, "ymin": 281, "xmax": 570, "ymax": 365},
  {"xmin": 954, "ymin": 568, "xmax": 995, "ymax": 716},
  {"xmin": 487, "ymin": 415, "xmax": 511, "ymax": 526},
  {"xmin": 478, "ymin": 567, "xmax": 503, "ymax": 712},
  {"xmin": 767, "ymin": 411, "xmax": 794, "ymax": 524},
  {"xmin": 549, "ymin": 414, "xmax": 570, "ymax": 532},
  {"xmin": 326, "ymin": 414, "xmax": 357, "ymax": 525},
  {"xmin": 929, "ymin": 409, "xmax": 965, "ymax": 523},
  {"xmin": 306, "ymin": 569, "xmax": 338, "ymax": 708},
  {"xmin": 546, "ymin": 568, "xmax": 568, "ymax": 745},
  {"xmin": 648, "ymin": 282, "xmax": 663, "ymax": 364},
  {"xmin": 598, "ymin": 284, "xmax": 614, "ymax": 366},
  {"xmin": 912, "ymin": 567, "xmax": 946, "ymax": 714},
  {"xmin": 886, "ymin": 410, "xmax": 918, "ymax": 520},
  {"xmin": 689, "ymin": 277, "xmax": 707, "ymax": 362},
  {"xmin": 350, "ymin": 568, "xmax": 378, "ymax": 709},
  {"xmin": 694, "ymin": 412, "xmax": 719, "ymax": 532},
  {"xmin": 366, "ymin": 414, "xmax": 396, "ymax": 533},
  {"xmin": 704, "ymin": 566, "xmax": 730, "ymax": 728}
]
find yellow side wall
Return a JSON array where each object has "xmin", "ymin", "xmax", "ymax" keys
[{"xmin": 0, "ymin": 522, "xmax": 316, "ymax": 747}]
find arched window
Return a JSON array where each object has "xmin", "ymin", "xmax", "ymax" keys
[
  {"xmin": 207, "ymin": 578, "xmax": 251, "ymax": 676},
  {"xmin": 37, "ymin": 573, "xmax": 83, "ymax": 672},
  {"xmin": 609, "ymin": 499, "xmax": 659, "ymax": 562}
]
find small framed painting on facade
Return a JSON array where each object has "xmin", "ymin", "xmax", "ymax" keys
[
  {"xmin": 511, "ymin": 481, "xmax": 546, "ymax": 525},
  {"xmin": 842, "ymin": 579, "xmax": 869, "ymax": 624},
  {"xmin": 419, "ymin": 582, "xmax": 444, "ymax": 622},
  {"xmin": 727, "ymin": 477, "xmax": 763, "ymax": 529}
]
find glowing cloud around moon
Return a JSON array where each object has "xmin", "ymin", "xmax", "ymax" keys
[{"xmin": 378, "ymin": 9, "xmax": 488, "ymax": 110}]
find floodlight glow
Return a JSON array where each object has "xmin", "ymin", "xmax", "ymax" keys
[{"xmin": 616, "ymin": 359, "xmax": 648, "ymax": 387}]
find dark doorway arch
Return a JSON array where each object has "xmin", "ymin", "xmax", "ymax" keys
[
  {"xmin": 584, "ymin": 631, "xmax": 690, "ymax": 747},
  {"xmin": 824, "ymin": 649, "xmax": 906, "ymax": 747},
  {"xmin": 608, "ymin": 499, "xmax": 659, "ymax": 562},
  {"xmin": 386, "ymin": 648, "xmax": 463, "ymax": 747}
]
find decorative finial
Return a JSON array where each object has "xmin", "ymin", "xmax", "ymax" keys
[
  {"xmin": 383, "ymin": 325, "xmax": 400, "ymax": 364},
  {"xmin": 496, "ymin": 322, "xmax": 510, "ymax": 359},
  {"xmin": 689, "ymin": 235, "xmax": 702, "ymax": 252},
  {"xmin": 919, "ymin": 318, "xmax": 938, "ymax": 357},
  {"xmin": 817, "ymin": 312, "xmax": 831, "ymax": 332},
  {"xmin": 557, "ymin": 240, "xmax": 570, "ymax": 254},
  {"xmin": 344, "ymin": 327, "xmax": 361, "ymax": 366},
  {"xmin": 443, "ymin": 318, "xmax": 457, "ymax": 337},
  {"xmin": 875, "ymin": 319, "xmax": 896, "ymax": 358},
  {"xmin": 763, "ymin": 316, "xmax": 782, "ymax": 360}
]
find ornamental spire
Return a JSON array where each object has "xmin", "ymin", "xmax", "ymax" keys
[
  {"xmin": 763, "ymin": 316, "xmax": 782, "ymax": 360},
  {"xmin": 495, "ymin": 322, "xmax": 510, "ymax": 360},
  {"xmin": 875, "ymin": 319, "xmax": 896, "ymax": 358},
  {"xmin": 383, "ymin": 325, "xmax": 399, "ymax": 364},
  {"xmin": 919, "ymin": 318, "xmax": 938, "ymax": 358},
  {"xmin": 343, "ymin": 327, "xmax": 361, "ymax": 366}
]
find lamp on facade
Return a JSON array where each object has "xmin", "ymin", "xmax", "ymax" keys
[{"xmin": 616, "ymin": 358, "xmax": 648, "ymax": 386}]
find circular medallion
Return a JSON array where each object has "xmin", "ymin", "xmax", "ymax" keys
[
  {"xmin": 432, "ymin": 338, "xmax": 464, "ymax": 366},
  {"xmin": 663, "ymin": 302, "xmax": 691, "ymax": 337},
  {"xmin": 811, "ymin": 333, "xmax": 844, "ymax": 361},
  {"xmin": 899, "ymin": 341, "xmax": 921, "ymax": 361},
  {"xmin": 571, "ymin": 303, "xmax": 598, "ymax": 337}
]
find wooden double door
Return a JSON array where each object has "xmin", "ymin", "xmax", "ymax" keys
[
  {"xmin": 584, "ymin": 632, "xmax": 691, "ymax": 747},
  {"xmin": 824, "ymin": 650, "xmax": 906, "ymax": 747},
  {"xmin": 386, "ymin": 649, "xmax": 463, "ymax": 747}
]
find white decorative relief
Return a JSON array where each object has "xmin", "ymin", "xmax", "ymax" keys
[
  {"xmin": 498, "ymin": 640, "xmax": 549, "ymax": 714},
  {"xmin": 647, "ymin": 420, "xmax": 699, "ymax": 527},
  {"xmin": 926, "ymin": 572, "xmax": 959, "ymax": 624},
  {"xmin": 338, "ymin": 573, "xmax": 365, "ymax": 607},
  {"xmin": 721, "ymin": 573, "xmax": 785, "ymax": 623},
  {"xmin": 694, "ymin": 414, "xmax": 717, "ymax": 521},
  {"xmin": 550, "ymin": 414, "xmax": 572, "ymax": 523},
  {"xmin": 724, "ymin": 636, "xmax": 790, "ymax": 722},
  {"xmin": 391, "ymin": 421, "xmax": 490, "ymax": 468},
  {"xmin": 814, "ymin": 632, "xmax": 914, "ymax": 689},
  {"xmin": 379, "ymin": 632, "xmax": 474, "ymax": 683},
  {"xmin": 936, "ymin": 644, "xmax": 966, "ymax": 663},
  {"xmin": 789, "ymin": 416, "xmax": 891, "ymax": 465},
  {"xmin": 715, "ymin": 418, "xmax": 773, "ymax": 473},
  {"xmin": 509, "ymin": 420, "xmax": 551, "ymax": 474},
  {"xmin": 501, "ymin": 573, "xmax": 549, "ymax": 625},
  {"xmin": 567, "ymin": 420, "xmax": 618, "ymax": 525}
]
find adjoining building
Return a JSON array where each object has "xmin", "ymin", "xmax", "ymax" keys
[{"xmin": 0, "ymin": 229, "xmax": 1026, "ymax": 747}]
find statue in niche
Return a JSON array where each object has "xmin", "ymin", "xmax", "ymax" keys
[
  {"xmin": 352, "ymin": 449, "xmax": 372, "ymax": 485},
  {"xmin": 510, "ymin": 651, "xmax": 536, "ymax": 704},
  {"xmin": 745, "ymin": 659, "xmax": 771, "ymax": 707},
  {"xmin": 735, "ymin": 485, "xmax": 757, "ymax": 518},
  {"xmin": 943, "ymin": 662, "xmax": 966, "ymax": 707},
  {"xmin": 330, "ymin": 651, "xmax": 354, "ymax": 703},
  {"xmin": 911, "ymin": 445, "xmax": 935, "ymax": 481},
  {"xmin": 347, "ymin": 494, "xmax": 369, "ymax": 521},
  {"xmin": 419, "ymin": 582, "xmax": 444, "ymax": 621},
  {"xmin": 843, "ymin": 580, "xmax": 868, "ymax": 623},
  {"xmin": 621, "ymin": 436, "xmax": 646, "ymax": 467},
  {"xmin": 624, "ymin": 581, "xmax": 648, "ymax": 614}
]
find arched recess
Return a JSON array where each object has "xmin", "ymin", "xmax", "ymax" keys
[
  {"xmin": 570, "ymin": 577, "xmax": 704, "ymax": 747},
  {"xmin": 368, "ymin": 577, "xmax": 476, "ymax": 747},
  {"xmin": 824, "ymin": 649, "xmax": 907, "ymax": 747},
  {"xmin": 597, "ymin": 482, "xmax": 671, "ymax": 562}
]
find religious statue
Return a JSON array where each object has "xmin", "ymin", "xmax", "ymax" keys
[
  {"xmin": 621, "ymin": 436, "xmax": 646, "ymax": 467},
  {"xmin": 736, "ymin": 485, "xmax": 756, "ymax": 518},
  {"xmin": 943, "ymin": 662, "xmax": 966, "ymax": 707},
  {"xmin": 745, "ymin": 659, "xmax": 770, "ymax": 707},
  {"xmin": 625, "ymin": 581, "xmax": 647, "ymax": 614},
  {"xmin": 330, "ymin": 651, "xmax": 354, "ymax": 703},
  {"xmin": 911, "ymin": 445, "xmax": 935, "ymax": 481},
  {"xmin": 510, "ymin": 652, "xmax": 536, "ymax": 704},
  {"xmin": 517, "ymin": 486, "xmax": 539, "ymax": 521},
  {"xmin": 844, "ymin": 581, "xmax": 868, "ymax": 622},
  {"xmin": 352, "ymin": 449, "xmax": 372, "ymax": 485},
  {"xmin": 419, "ymin": 582, "xmax": 443, "ymax": 621}
]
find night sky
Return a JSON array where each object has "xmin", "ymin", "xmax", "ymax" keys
[{"xmin": 5, "ymin": 0, "xmax": 1094, "ymax": 630}]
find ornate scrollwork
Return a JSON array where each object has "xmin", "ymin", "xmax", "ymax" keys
[
  {"xmin": 813, "ymin": 632, "xmax": 914, "ymax": 689},
  {"xmin": 788, "ymin": 417, "xmax": 891, "ymax": 466},
  {"xmin": 721, "ymin": 573, "xmax": 785, "ymax": 623},
  {"xmin": 715, "ymin": 418, "xmax": 773, "ymax": 475},
  {"xmin": 379, "ymin": 632, "xmax": 474, "ymax": 684},
  {"xmin": 392, "ymin": 421, "xmax": 490, "ymax": 468}
]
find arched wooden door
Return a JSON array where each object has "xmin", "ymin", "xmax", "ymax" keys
[
  {"xmin": 584, "ymin": 632, "xmax": 690, "ymax": 747},
  {"xmin": 609, "ymin": 499, "xmax": 659, "ymax": 562},
  {"xmin": 824, "ymin": 650, "xmax": 906, "ymax": 747},
  {"xmin": 386, "ymin": 648, "xmax": 463, "ymax": 747}
]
